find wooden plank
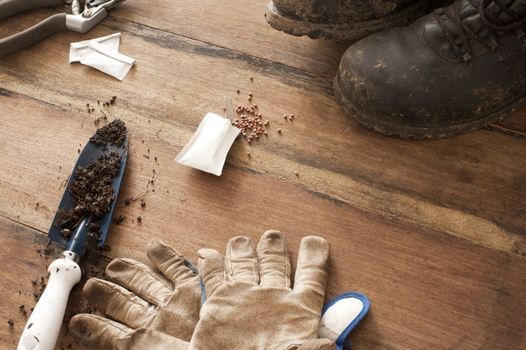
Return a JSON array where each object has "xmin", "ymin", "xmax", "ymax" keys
[
  {"xmin": 0, "ymin": 165, "xmax": 525, "ymax": 350},
  {"xmin": 0, "ymin": 17, "xmax": 525, "ymax": 255},
  {"xmin": 0, "ymin": 1, "xmax": 347, "ymax": 79},
  {"xmin": 110, "ymin": 0, "xmax": 349, "ymax": 79},
  {"xmin": 0, "ymin": 217, "xmax": 110, "ymax": 350},
  {"xmin": 490, "ymin": 108, "xmax": 526, "ymax": 135},
  {"xmin": 0, "ymin": 3, "xmax": 525, "ymax": 349}
]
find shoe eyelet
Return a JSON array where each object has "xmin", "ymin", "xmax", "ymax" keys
[
  {"xmin": 488, "ymin": 39, "xmax": 498, "ymax": 50},
  {"xmin": 462, "ymin": 52, "xmax": 472, "ymax": 62},
  {"xmin": 518, "ymin": 30, "xmax": 526, "ymax": 46}
]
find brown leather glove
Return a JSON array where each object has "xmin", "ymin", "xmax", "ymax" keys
[
  {"xmin": 190, "ymin": 230, "xmax": 334, "ymax": 350},
  {"xmin": 69, "ymin": 239, "xmax": 201, "ymax": 350}
]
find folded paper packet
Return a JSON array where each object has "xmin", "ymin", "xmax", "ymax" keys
[
  {"xmin": 81, "ymin": 42, "xmax": 136, "ymax": 81},
  {"xmin": 176, "ymin": 112, "xmax": 240, "ymax": 176},
  {"xmin": 69, "ymin": 33, "xmax": 121, "ymax": 63},
  {"xmin": 70, "ymin": 33, "xmax": 135, "ymax": 81}
]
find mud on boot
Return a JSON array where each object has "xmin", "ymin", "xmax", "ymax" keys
[
  {"xmin": 334, "ymin": 0, "xmax": 526, "ymax": 139},
  {"xmin": 265, "ymin": 0, "xmax": 449, "ymax": 41}
]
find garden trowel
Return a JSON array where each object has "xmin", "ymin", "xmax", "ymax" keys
[{"xmin": 18, "ymin": 128, "xmax": 128, "ymax": 350}]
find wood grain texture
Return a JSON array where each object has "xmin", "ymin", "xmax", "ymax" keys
[
  {"xmin": 110, "ymin": 0, "xmax": 350, "ymax": 79},
  {"xmin": 0, "ymin": 91, "xmax": 525, "ymax": 349},
  {"xmin": 0, "ymin": 16, "xmax": 525, "ymax": 253},
  {"xmin": 0, "ymin": 1, "xmax": 525, "ymax": 349}
]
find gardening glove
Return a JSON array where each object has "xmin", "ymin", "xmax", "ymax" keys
[
  {"xmin": 189, "ymin": 230, "xmax": 335, "ymax": 350},
  {"xmin": 69, "ymin": 239, "xmax": 202, "ymax": 350}
]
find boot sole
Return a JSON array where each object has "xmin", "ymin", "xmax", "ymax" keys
[
  {"xmin": 333, "ymin": 73, "xmax": 525, "ymax": 139},
  {"xmin": 265, "ymin": 0, "xmax": 438, "ymax": 41}
]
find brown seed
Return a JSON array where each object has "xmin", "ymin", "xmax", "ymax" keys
[
  {"xmin": 137, "ymin": 216, "xmax": 142, "ymax": 223},
  {"xmin": 249, "ymin": 76, "xmax": 254, "ymax": 81},
  {"xmin": 247, "ymin": 152, "xmax": 251, "ymax": 157},
  {"xmin": 236, "ymin": 89, "xmax": 240, "ymax": 94},
  {"xmin": 277, "ymin": 129, "xmax": 282, "ymax": 133},
  {"xmin": 294, "ymin": 171, "xmax": 299, "ymax": 177}
]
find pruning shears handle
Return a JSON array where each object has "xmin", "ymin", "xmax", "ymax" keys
[{"xmin": 0, "ymin": 0, "xmax": 126, "ymax": 57}]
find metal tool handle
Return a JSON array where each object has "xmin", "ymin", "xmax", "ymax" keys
[
  {"xmin": 17, "ymin": 255, "xmax": 81, "ymax": 350},
  {"xmin": 0, "ymin": 0, "xmax": 65, "ymax": 20},
  {"xmin": 0, "ymin": 13, "xmax": 66, "ymax": 57}
]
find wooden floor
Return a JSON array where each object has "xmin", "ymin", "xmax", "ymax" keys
[{"xmin": 1, "ymin": 1, "xmax": 525, "ymax": 349}]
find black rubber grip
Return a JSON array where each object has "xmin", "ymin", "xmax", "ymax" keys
[
  {"xmin": 0, "ymin": 0, "xmax": 65, "ymax": 20},
  {"xmin": 0, "ymin": 13, "xmax": 66, "ymax": 57}
]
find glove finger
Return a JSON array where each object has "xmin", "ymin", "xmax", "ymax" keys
[
  {"xmin": 69, "ymin": 313, "xmax": 133, "ymax": 350},
  {"xmin": 83, "ymin": 278, "xmax": 156, "ymax": 329},
  {"xmin": 198, "ymin": 248, "xmax": 225, "ymax": 296},
  {"xmin": 256, "ymin": 230, "xmax": 291, "ymax": 288},
  {"xmin": 128, "ymin": 329, "xmax": 191, "ymax": 349},
  {"xmin": 226, "ymin": 236, "xmax": 259, "ymax": 284},
  {"xmin": 289, "ymin": 339, "xmax": 336, "ymax": 350},
  {"xmin": 292, "ymin": 236, "xmax": 329, "ymax": 311},
  {"xmin": 106, "ymin": 258, "xmax": 172, "ymax": 306},
  {"xmin": 147, "ymin": 239, "xmax": 197, "ymax": 285}
]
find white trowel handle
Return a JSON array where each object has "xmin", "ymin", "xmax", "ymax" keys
[{"xmin": 18, "ymin": 255, "xmax": 81, "ymax": 350}]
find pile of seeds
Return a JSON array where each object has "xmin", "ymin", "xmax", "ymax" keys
[
  {"xmin": 230, "ymin": 78, "xmax": 296, "ymax": 145},
  {"xmin": 232, "ymin": 104, "xmax": 270, "ymax": 144}
]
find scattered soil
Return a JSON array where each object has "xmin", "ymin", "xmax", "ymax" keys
[
  {"xmin": 70, "ymin": 152, "xmax": 121, "ymax": 218},
  {"xmin": 57, "ymin": 151, "xmax": 122, "ymax": 239},
  {"xmin": 114, "ymin": 215, "xmax": 126, "ymax": 225},
  {"xmin": 19, "ymin": 305, "xmax": 27, "ymax": 318},
  {"xmin": 89, "ymin": 119, "xmax": 127, "ymax": 148},
  {"xmin": 58, "ymin": 120, "xmax": 126, "ymax": 241}
]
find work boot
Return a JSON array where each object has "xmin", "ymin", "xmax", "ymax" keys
[
  {"xmin": 334, "ymin": 0, "xmax": 526, "ymax": 138},
  {"xmin": 265, "ymin": 0, "xmax": 449, "ymax": 41}
]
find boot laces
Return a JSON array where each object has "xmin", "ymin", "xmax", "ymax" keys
[{"xmin": 434, "ymin": 0, "xmax": 526, "ymax": 62}]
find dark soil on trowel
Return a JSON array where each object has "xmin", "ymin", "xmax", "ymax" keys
[
  {"xmin": 58, "ymin": 120, "xmax": 126, "ymax": 253},
  {"xmin": 89, "ymin": 118, "xmax": 127, "ymax": 148}
]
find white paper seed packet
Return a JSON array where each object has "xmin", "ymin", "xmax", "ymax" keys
[
  {"xmin": 69, "ymin": 33, "xmax": 121, "ymax": 63},
  {"xmin": 80, "ymin": 42, "xmax": 136, "ymax": 81},
  {"xmin": 176, "ymin": 112, "xmax": 241, "ymax": 176}
]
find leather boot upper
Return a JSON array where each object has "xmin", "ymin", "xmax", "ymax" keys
[{"xmin": 337, "ymin": 0, "xmax": 526, "ymax": 130}]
